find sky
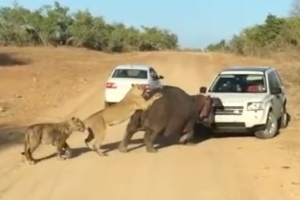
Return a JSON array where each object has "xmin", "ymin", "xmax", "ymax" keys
[{"xmin": 0, "ymin": 0, "xmax": 292, "ymax": 48}]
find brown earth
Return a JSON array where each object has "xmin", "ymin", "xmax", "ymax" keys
[{"xmin": 0, "ymin": 47, "xmax": 300, "ymax": 200}]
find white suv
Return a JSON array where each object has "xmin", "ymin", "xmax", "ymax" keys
[
  {"xmin": 200, "ymin": 66, "xmax": 288, "ymax": 139},
  {"xmin": 104, "ymin": 64, "xmax": 164, "ymax": 107}
]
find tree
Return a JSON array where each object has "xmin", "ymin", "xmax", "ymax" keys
[
  {"xmin": 290, "ymin": 0, "xmax": 300, "ymax": 17},
  {"xmin": 0, "ymin": 2, "xmax": 179, "ymax": 52},
  {"xmin": 204, "ymin": 12, "xmax": 300, "ymax": 56}
]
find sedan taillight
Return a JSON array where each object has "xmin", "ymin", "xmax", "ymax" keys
[{"xmin": 106, "ymin": 82, "xmax": 117, "ymax": 89}]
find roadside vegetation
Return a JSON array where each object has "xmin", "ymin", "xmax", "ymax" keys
[
  {"xmin": 205, "ymin": 0, "xmax": 300, "ymax": 58},
  {"xmin": 0, "ymin": 1, "xmax": 178, "ymax": 52}
]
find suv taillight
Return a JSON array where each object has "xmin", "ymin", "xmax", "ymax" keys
[{"xmin": 106, "ymin": 82, "xmax": 117, "ymax": 89}]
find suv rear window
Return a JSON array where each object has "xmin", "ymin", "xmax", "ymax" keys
[
  {"xmin": 111, "ymin": 69, "xmax": 148, "ymax": 79},
  {"xmin": 209, "ymin": 74, "xmax": 267, "ymax": 93}
]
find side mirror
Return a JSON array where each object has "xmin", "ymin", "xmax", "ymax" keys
[
  {"xmin": 158, "ymin": 75, "xmax": 164, "ymax": 79},
  {"xmin": 199, "ymin": 86, "xmax": 207, "ymax": 94},
  {"xmin": 271, "ymin": 87, "xmax": 282, "ymax": 94}
]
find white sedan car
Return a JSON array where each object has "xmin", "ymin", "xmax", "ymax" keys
[{"xmin": 104, "ymin": 64, "xmax": 164, "ymax": 107}]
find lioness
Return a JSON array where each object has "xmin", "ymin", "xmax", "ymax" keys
[
  {"xmin": 84, "ymin": 84, "xmax": 163, "ymax": 156},
  {"xmin": 21, "ymin": 117, "xmax": 86, "ymax": 165}
]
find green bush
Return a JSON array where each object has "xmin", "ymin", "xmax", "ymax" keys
[
  {"xmin": 0, "ymin": 1, "xmax": 178, "ymax": 52},
  {"xmin": 205, "ymin": 0, "xmax": 300, "ymax": 56}
]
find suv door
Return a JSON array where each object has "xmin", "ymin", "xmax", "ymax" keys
[
  {"xmin": 268, "ymin": 71, "xmax": 283, "ymax": 118},
  {"xmin": 149, "ymin": 68, "xmax": 162, "ymax": 88}
]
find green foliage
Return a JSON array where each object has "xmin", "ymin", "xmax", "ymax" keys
[
  {"xmin": 0, "ymin": 1, "xmax": 178, "ymax": 52},
  {"xmin": 205, "ymin": 5, "xmax": 300, "ymax": 56},
  {"xmin": 205, "ymin": 39, "xmax": 228, "ymax": 52}
]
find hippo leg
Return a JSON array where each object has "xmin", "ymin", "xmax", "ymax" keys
[
  {"xmin": 119, "ymin": 130, "xmax": 137, "ymax": 153},
  {"xmin": 144, "ymin": 129, "xmax": 158, "ymax": 153},
  {"xmin": 179, "ymin": 129, "xmax": 195, "ymax": 145}
]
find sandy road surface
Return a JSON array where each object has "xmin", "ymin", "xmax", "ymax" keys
[
  {"xmin": 1, "ymin": 50, "xmax": 300, "ymax": 200},
  {"xmin": 1, "ymin": 83, "xmax": 300, "ymax": 200}
]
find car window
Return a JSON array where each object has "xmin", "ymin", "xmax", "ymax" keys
[
  {"xmin": 111, "ymin": 69, "xmax": 148, "ymax": 79},
  {"xmin": 268, "ymin": 73, "xmax": 275, "ymax": 91},
  {"xmin": 209, "ymin": 74, "xmax": 267, "ymax": 93},
  {"xmin": 268, "ymin": 71, "xmax": 280, "ymax": 90},
  {"xmin": 274, "ymin": 70, "xmax": 283, "ymax": 86},
  {"xmin": 149, "ymin": 68, "xmax": 158, "ymax": 80}
]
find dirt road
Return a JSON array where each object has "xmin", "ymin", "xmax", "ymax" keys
[{"xmin": 0, "ymin": 48, "xmax": 300, "ymax": 200}]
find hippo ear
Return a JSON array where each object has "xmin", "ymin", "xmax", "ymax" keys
[{"xmin": 131, "ymin": 84, "xmax": 135, "ymax": 87}]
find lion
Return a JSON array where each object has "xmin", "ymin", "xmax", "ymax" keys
[
  {"xmin": 21, "ymin": 117, "xmax": 86, "ymax": 165},
  {"xmin": 83, "ymin": 84, "xmax": 163, "ymax": 156}
]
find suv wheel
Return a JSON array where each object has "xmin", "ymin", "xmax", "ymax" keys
[
  {"xmin": 255, "ymin": 111, "xmax": 278, "ymax": 139},
  {"xmin": 104, "ymin": 101, "xmax": 111, "ymax": 108},
  {"xmin": 280, "ymin": 105, "xmax": 288, "ymax": 129}
]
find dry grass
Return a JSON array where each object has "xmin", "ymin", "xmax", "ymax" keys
[{"xmin": 0, "ymin": 46, "xmax": 299, "ymax": 127}]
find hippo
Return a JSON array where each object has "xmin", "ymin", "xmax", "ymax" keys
[{"xmin": 118, "ymin": 85, "xmax": 223, "ymax": 153}]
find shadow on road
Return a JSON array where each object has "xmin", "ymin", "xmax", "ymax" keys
[
  {"xmin": 98, "ymin": 133, "xmax": 183, "ymax": 154},
  {"xmin": 0, "ymin": 123, "xmax": 26, "ymax": 151},
  {"xmin": 29, "ymin": 146, "xmax": 91, "ymax": 164},
  {"xmin": 99, "ymin": 124, "xmax": 262, "ymax": 154},
  {"xmin": 29, "ymin": 121, "xmax": 277, "ymax": 163},
  {"xmin": 0, "ymin": 53, "xmax": 31, "ymax": 67},
  {"xmin": 17, "ymin": 115, "xmax": 294, "ymax": 162},
  {"xmin": 97, "ymin": 111, "xmax": 293, "ymax": 154}
]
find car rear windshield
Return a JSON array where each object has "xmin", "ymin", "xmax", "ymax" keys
[
  {"xmin": 209, "ymin": 74, "xmax": 267, "ymax": 93},
  {"xmin": 111, "ymin": 69, "xmax": 148, "ymax": 79}
]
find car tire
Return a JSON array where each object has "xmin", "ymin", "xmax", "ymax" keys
[
  {"xmin": 254, "ymin": 111, "xmax": 278, "ymax": 139},
  {"xmin": 104, "ymin": 101, "xmax": 110, "ymax": 108},
  {"xmin": 280, "ymin": 104, "xmax": 288, "ymax": 129}
]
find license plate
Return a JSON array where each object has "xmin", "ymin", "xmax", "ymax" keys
[{"xmin": 215, "ymin": 115, "xmax": 240, "ymax": 122}]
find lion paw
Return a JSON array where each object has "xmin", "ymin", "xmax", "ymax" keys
[
  {"xmin": 118, "ymin": 146, "xmax": 128, "ymax": 153},
  {"xmin": 146, "ymin": 148, "xmax": 158, "ymax": 153},
  {"xmin": 27, "ymin": 159, "xmax": 37, "ymax": 165},
  {"xmin": 64, "ymin": 149, "xmax": 72, "ymax": 159}
]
